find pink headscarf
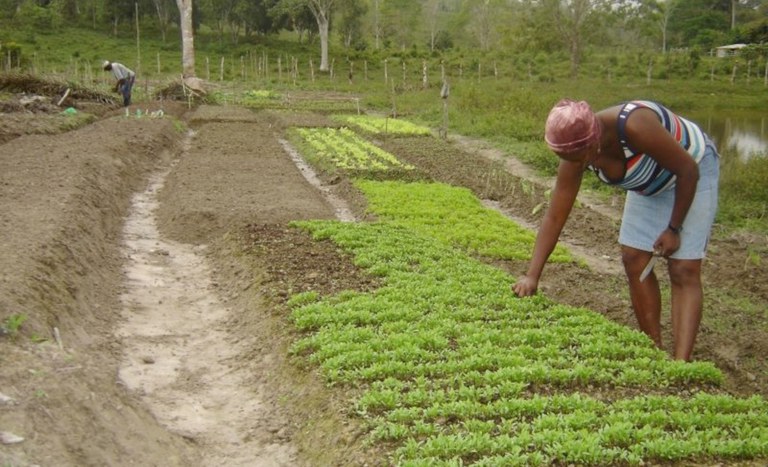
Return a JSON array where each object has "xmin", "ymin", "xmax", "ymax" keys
[{"xmin": 544, "ymin": 99, "xmax": 601, "ymax": 155}]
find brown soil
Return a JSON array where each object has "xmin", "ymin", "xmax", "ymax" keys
[{"xmin": 0, "ymin": 86, "xmax": 765, "ymax": 466}]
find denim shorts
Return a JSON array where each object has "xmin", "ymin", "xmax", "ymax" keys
[{"xmin": 618, "ymin": 140, "xmax": 720, "ymax": 260}]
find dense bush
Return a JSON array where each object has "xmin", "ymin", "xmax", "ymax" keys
[{"xmin": 15, "ymin": 0, "xmax": 63, "ymax": 33}]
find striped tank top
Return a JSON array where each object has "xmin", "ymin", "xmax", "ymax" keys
[{"xmin": 588, "ymin": 100, "xmax": 707, "ymax": 196}]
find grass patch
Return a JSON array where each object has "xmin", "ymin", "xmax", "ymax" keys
[{"xmin": 718, "ymin": 151, "xmax": 768, "ymax": 234}]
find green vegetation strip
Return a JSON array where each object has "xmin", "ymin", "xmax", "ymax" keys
[
  {"xmin": 235, "ymin": 89, "xmax": 358, "ymax": 112},
  {"xmin": 295, "ymin": 127, "xmax": 414, "ymax": 172},
  {"xmin": 356, "ymin": 180, "xmax": 570, "ymax": 263},
  {"xmin": 332, "ymin": 114, "xmax": 432, "ymax": 136},
  {"xmin": 288, "ymin": 221, "xmax": 767, "ymax": 465}
]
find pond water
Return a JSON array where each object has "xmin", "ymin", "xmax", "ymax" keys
[{"xmin": 690, "ymin": 111, "xmax": 768, "ymax": 162}]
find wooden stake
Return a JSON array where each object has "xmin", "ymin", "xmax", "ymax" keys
[
  {"xmin": 53, "ymin": 327, "xmax": 63, "ymax": 350},
  {"xmin": 135, "ymin": 2, "xmax": 141, "ymax": 76},
  {"xmin": 310, "ymin": 58, "xmax": 315, "ymax": 82},
  {"xmin": 57, "ymin": 88, "xmax": 71, "ymax": 106}
]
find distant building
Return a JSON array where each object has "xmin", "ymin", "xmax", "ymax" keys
[{"xmin": 715, "ymin": 43, "xmax": 748, "ymax": 58}]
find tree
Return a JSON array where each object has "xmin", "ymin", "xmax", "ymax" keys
[
  {"xmin": 541, "ymin": 0, "xmax": 605, "ymax": 77},
  {"xmin": 198, "ymin": 0, "xmax": 247, "ymax": 44},
  {"xmin": 106, "ymin": 0, "xmax": 135, "ymax": 36},
  {"xmin": 422, "ymin": 0, "xmax": 442, "ymax": 52},
  {"xmin": 337, "ymin": 0, "xmax": 367, "ymax": 49},
  {"xmin": 467, "ymin": 0, "xmax": 494, "ymax": 51},
  {"xmin": 150, "ymin": 0, "xmax": 176, "ymax": 42},
  {"xmin": 379, "ymin": 0, "xmax": 420, "ymax": 50},
  {"xmin": 175, "ymin": 0, "xmax": 196, "ymax": 78},
  {"xmin": 273, "ymin": 0, "xmax": 336, "ymax": 70},
  {"xmin": 653, "ymin": 0, "xmax": 679, "ymax": 53},
  {"xmin": 241, "ymin": 0, "xmax": 281, "ymax": 39},
  {"xmin": 668, "ymin": 0, "xmax": 730, "ymax": 49},
  {"xmin": 270, "ymin": 0, "xmax": 316, "ymax": 43},
  {"xmin": 421, "ymin": 0, "xmax": 456, "ymax": 52},
  {"xmin": 14, "ymin": 0, "xmax": 63, "ymax": 32},
  {"xmin": 370, "ymin": 0, "xmax": 381, "ymax": 49},
  {"xmin": 307, "ymin": 0, "xmax": 335, "ymax": 71},
  {"xmin": 0, "ymin": 0, "xmax": 24, "ymax": 21}
]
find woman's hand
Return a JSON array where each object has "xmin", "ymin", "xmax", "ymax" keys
[
  {"xmin": 513, "ymin": 275, "xmax": 539, "ymax": 297},
  {"xmin": 653, "ymin": 228, "xmax": 681, "ymax": 257}
]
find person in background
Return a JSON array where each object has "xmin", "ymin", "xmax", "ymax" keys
[
  {"xmin": 102, "ymin": 60, "xmax": 135, "ymax": 107},
  {"xmin": 513, "ymin": 99, "xmax": 720, "ymax": 361}
]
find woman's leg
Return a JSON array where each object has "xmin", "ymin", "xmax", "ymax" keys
[
  {"xmin": 667, "ymin": 258, "xmax": 703, "ymax": 361},
  {"xmin": 622, "ymin": 245, "xmax": 663, "ymax": 349}
]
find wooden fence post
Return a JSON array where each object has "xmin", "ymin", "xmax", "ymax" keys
[
  {"xmin": 310, "ymin": 58, "xmax": 315, "ymax": 82},
  {"xmin": 440, "ymin": 80, "xmax": 450, "ymax": 140},
  {"xmin": 763, "ymin": 59, "xmax": 767, "ymax": 87},
  {"xmin": 646, "ymin": 58, "xmax": 653, "ymax": 85}
]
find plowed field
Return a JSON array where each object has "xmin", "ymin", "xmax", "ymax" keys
[{"xmin": 1, "ymin": 92, "xmax": 766, "ymax": 466}]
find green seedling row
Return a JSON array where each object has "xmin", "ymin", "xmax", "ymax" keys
[
  {"xmin": 287, "ymin": 220, "xmax": 767, "ymax": 465},
  {"xmin": 296, "ymin": 127, "xmax": 415, "ymax": 172},
  {"xmin": 332, "ymin": 114, "xmax": 432, "ymax": 136},
  {"xmin": 356, "ymin": 179, "xmax": 570, "ymax": 263}
]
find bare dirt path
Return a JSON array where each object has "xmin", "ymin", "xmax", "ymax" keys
[
  {"xmin": 114, "ymin": 105, "xmax": 362, "ymax": 466},
  {"xmin": 117, "ymin": 132, "xmax": 297, "ymax": 466},
  {"xmin": 0, "ymin": 113, "xmax": 199, "ymax": 467}
]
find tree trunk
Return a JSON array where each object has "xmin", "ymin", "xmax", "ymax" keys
[
  {"xmin": 570, "ymin": 39, "xmax": 581, "ymax": 77},
  {"xmin": 175, "ymin": 0, "xmax": 196, "ymax": 78},
  {"xmin": 318, "ymin": 16, "xmax": 330, "ymax": 71},
  {"xmin": 308, "ymin": 1, "xmax": 334, "ymax": 72}
]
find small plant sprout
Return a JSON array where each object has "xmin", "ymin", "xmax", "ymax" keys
[{"xmin": 1, "ymin": 313, "xmax": 28, "ymax": 337}]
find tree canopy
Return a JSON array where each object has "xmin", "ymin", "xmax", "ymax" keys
[{"xmin": 3, "ymin": 0, "xmax": 767, "ymax": 76}]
